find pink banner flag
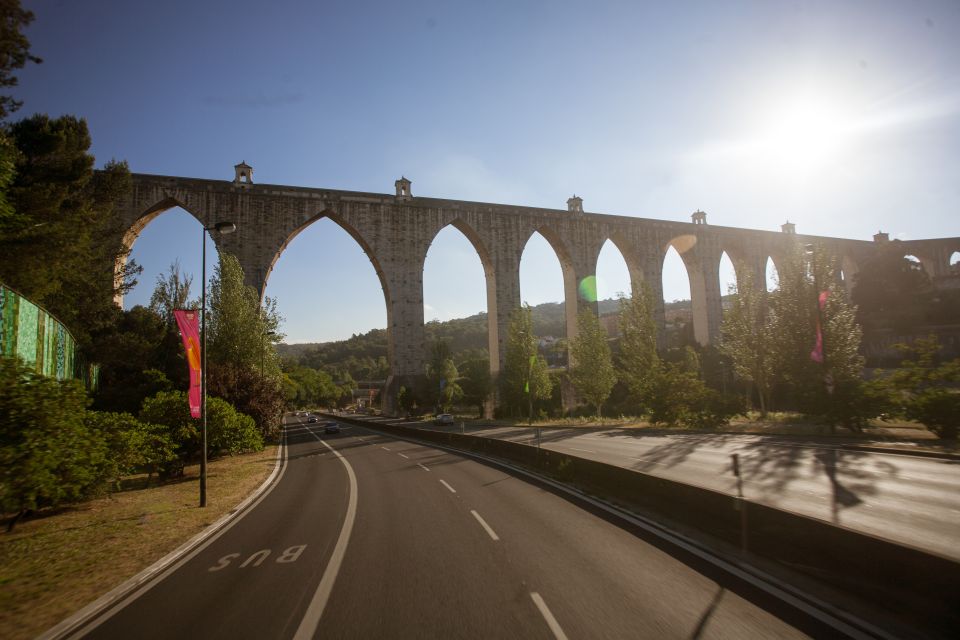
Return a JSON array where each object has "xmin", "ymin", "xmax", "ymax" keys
[
  {"xmin": 810, "ymin": 291, "xmax": 829, "ymax": 363},
  {"xmin": 174, "ymin": 309, "xmax": 202, "ymax": 418}
]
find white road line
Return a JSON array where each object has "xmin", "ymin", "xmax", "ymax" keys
[
  {"xmin": 566, "ymin": 447, "xmax": 596, "ymax": 453},
  {"xmin": 381, "ymin": 446, "xmax": 391, "ymax": 451},
  {"xmin": 470, "ymin": 510, "xmax": 500, "ymax": 541},
  {"xmin": 294, "ymin": 428, "xmax": 359, "ymax": 640},
  {"xmin": 417, "ymin": 463, "xmax": 430, "ymax": 472},
  {"xmin": 439, "ymin": 479, "xmax": 457, "ymax": 494},
  {"xmin": 530, "ymin": 592, "xmax": 568, "ymax": 640},
  {"xmin": 398, "ymin": 453, "xmax": 409, "ymax": 459}
]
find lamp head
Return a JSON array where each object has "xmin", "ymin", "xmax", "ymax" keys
[{"xmin": 214, "ymin": 221, "xmax": 237, "ymax": 235}]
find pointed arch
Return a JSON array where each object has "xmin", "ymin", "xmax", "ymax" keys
[
  {"xmin": 114, "ymin": 197, "xmax": 207, "ymax": 306},
  {"xmin": 765, "ymin": 256, "xmax": 779, "ymax": 292},
  {"xmin": 718, "ymin": 251, "xmax": 739, "ymax": 296},
  {"xmin": 422, "ymin": 218, "xmax": 499, "ymax": 381},
  {"xmin": 521, "ymin": 225, "xmax": 578, "ymax": 345}
]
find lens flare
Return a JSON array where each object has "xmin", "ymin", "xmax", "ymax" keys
[{"xmin": 579, "ymin": 276, "xmax": 598, "ymax": 302}]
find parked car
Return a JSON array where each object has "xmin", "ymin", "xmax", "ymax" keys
[
  {"xmin": 435, "ymin": 413, "xmax": 454, "ymax": 426},
  {"xmin": 324, "ymin": 421, "xmax": 341, "ymax": 434},
  {"xmin": 307, "ymin": 416, "xmax": 318, "ymax": 424}
]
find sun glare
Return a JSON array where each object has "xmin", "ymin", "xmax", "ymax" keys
[{"xmin": 759, "ymin": 97, "xmax": 850, "ymax": 174}]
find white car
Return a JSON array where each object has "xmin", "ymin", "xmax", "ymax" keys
[{"xmin": 435, "ymin": 413, "xmax": 454, "ymax": 426}]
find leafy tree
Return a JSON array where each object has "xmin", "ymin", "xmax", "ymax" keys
[
  {"xmin": 0, "ymin": 357, "xmax": 104, "ymax": 531},
  {"xmin": 569, "ymin": 307, "xmax": 616, "ymax": 417},
  {"xmin": 207, "ymin": 252, "xmax": 283, "ymax": 375},
  {"xmin": 880, "ymin": 336, "xmax": 960, "ymax": 439},
  {"xmin": 501, "ymin": 305, "xmax": 552, "ymax": 421},
  {"xmin": 617, "ymin": 282, "xmax": 660, "ymax": 412},
  {"xmin": 0, "ymin": 115, "xmax": 136, "ymax": 349},
  {"xmin": 0, "ymin": 0, "xmax": 42, "ymax": 121},
  {"xmin": 770, "ymin": 243, "xmax": 867, "ymax": 425},
  {"xmin": 91, "ymin": 306, "xmax": 182, "ymax": 414},
  {"xmin": 645, "ymin": 348, "xmax": 741, "ymax": 429},
  {"xmin": 720, "ymin": 267, "xmax": 775, "ymax": 416},
  {"xmin": 149, "ymin": 259, "xmax": 194, "ymax": 324},
  {"xmin": 437, "ymin": 358, "xmax": 463, "ymax": 412},
  {"xmin": 207, "ymin": 363, "xmax": 287, "ymax": 440},
  {"xmin": 206, "ymin": 252, "xmax": 285, "ymax": 435},
  {"xmin": 459, "ymin": 357, "xmax": 492, "ymax": 417}
]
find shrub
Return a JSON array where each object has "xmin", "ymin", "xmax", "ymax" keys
[
  {"xmin": 139, "ymin": 391, "xmax": 263, "ymax": 475},
  {"xmin": 83, "ymin": 411, "xmax": 177, "ymax": 486},
  {"xmin": 0, "ymin": 357, "xmax": 103, "ymax": 530}
]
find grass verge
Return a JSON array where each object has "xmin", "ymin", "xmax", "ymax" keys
[{"xmin": 0, "ymin": 445, "xmax": 278, "ymax": 640}]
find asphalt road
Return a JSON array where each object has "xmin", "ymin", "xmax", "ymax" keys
[
  {"xmin": 66, "ymin": 415, "xmax": 837, "ymax": 639},
  {"xmin": 409, "ymin": 422, "xmax": 960, "ymax": 561}
]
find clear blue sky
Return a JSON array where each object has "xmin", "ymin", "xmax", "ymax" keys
[{"xmin": 17, "ymin": 0, "xmax": 960, "ymax": 343}]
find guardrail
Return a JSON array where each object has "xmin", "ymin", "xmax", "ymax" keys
[{"xmin": 333, "ymin": 415, "xmax": 959, "ymax": 638}]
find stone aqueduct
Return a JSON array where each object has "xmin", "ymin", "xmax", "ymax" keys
[{"xmin": 113, "ymin": 165, "xmax": 960, "ymax": 415}]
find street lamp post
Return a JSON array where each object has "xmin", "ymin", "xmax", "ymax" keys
[{"xmin": 200, "ymin": 221, "xmax": 236, "ymax": 508}]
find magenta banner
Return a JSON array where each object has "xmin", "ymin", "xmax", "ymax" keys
[{"xmin": 174, "ymin": 309, "xmax": 202, "ymax": 418}]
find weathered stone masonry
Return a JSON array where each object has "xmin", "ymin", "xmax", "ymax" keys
[{"xmin": 113, "ymin": 170, "xmax": 960, "ymax": 415}]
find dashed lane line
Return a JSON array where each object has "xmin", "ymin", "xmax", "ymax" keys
[
  {"xmin": 470, "ymin": 510, "xmax": 500, "ymax": 541},
  {"xmin": 530, "ymin": 592, "xmax": 568, "ymax": 640},
  {"xmin": 398, "ymin": 453, "xmax": 409, "ymax": 459},
  {"xmin": 417, "ymin": 463, "xmax": 430, "ymax": 472},
  {"xmin": 439, "ymin": 479, "xmax": 457, "ymax": 494}
]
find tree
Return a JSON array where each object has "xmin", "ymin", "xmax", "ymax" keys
[
  {"xmin": 501, "ymin": 305, "xmax": 552, "ymax": 421},
  {"xmin": 720, "ymin": 267, "xmax": 775, "ymax": 416},
  {"xmin": 569, "ymin": 307, "xmax": 616, "ymax": 417},
  {"xmin": 0, "ymin": 115, "xmax": 136, "ymax": 349},
  {"xmin": 0, "ymin": 0, "xmax": 42, "ymax": 121},
  {"xmin": 459, "ymin": 357, "xmax": 492, "ymax": 417},
  {"xmin": 207, "ymin": 252, "xmax": 282, "ymax": 375},
  {"xmin": 206, "ymin": 252, "xmax": 285, "ymax": 435},
  {"xmin": 149, "ymin": 259, "xmax": 194, "ymax": 324},
  {"xmin": 770, "ymin": 243, "xmax": 867, "ymax": 425},
  {"xmin": 617, "ymin": 282, "xmax": 660, "ymax": 412}
]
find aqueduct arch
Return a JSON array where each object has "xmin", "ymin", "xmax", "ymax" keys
[{"xmin": 110, "ymin": 169, "xmax": 958, "ymax": 415}]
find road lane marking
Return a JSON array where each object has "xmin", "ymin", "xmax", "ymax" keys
[
  {"xmin": 398, "ymin": 453, "xmax": 409, "ymax": 459},
  {"xmin": 381, "ymin": 446, "xmax": 391, "ymax": 451},
  {"xmin": 294, "ymin": 428, "xmax": 359, "ymax": 640},
  {"xmin": 417, "ymin": 463, "xmax": 430, "ymax": 472},
  {"xmin": 439, "ymin": 479, "xmax": 457, "ymax": 493},
  {"xmin": 567, "ymin": 447, "xmax": 596, "ymax": 453},
  {"xmin": 530, "ymin": 592, "xmax": 568, "ymax": 640},
  {"xmin": 470, "ymin": 510, "xmax": 500, "ymax": 541}
]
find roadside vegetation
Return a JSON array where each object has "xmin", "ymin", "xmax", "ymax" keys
[
  {"xmin": 0, "ymin": 447, "xmax": 277, "ymax": 640},
  {"xmin": 0, "ymin": 2, "xmax": 282, "ymax": 534}
]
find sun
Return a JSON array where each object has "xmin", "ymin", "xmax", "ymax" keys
[{"xmin": 759, "ymin": 96, "xmax": 851, "ymax": 175}]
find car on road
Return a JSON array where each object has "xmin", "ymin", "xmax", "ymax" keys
[
  {"xmin": 324, "ymin": 421, "xmax": 340, "ymax": 434},
  {"xmin": 307, "ymin": 416, "xmax": 318, "ymax": 423},
  {"xmin": 435, "ymin": 413, "xmax": 454, "ymax": 426}
]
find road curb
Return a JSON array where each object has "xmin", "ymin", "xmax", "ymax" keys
[{"xmin": 37, "ymin": 435, "xmax": 287, "ymax": 640}]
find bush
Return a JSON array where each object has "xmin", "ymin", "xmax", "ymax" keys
[
  {"xmin": 83, "ymin": 411, "xmax": 177, "ymax": 486},
  {"xmin": 879, "ymin": 336, "xmax": 960, "ymax": 440},
  {"xmin": 139, "ymin": 391, "xmax": 263, "ymax": 475},
  {"xmin": 0, "ymin": 357, "xmax": 104, "ymax": 529},
  {"xmin": 646, "ymin": 363, "xmax": 743, "ymax": 429}
]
